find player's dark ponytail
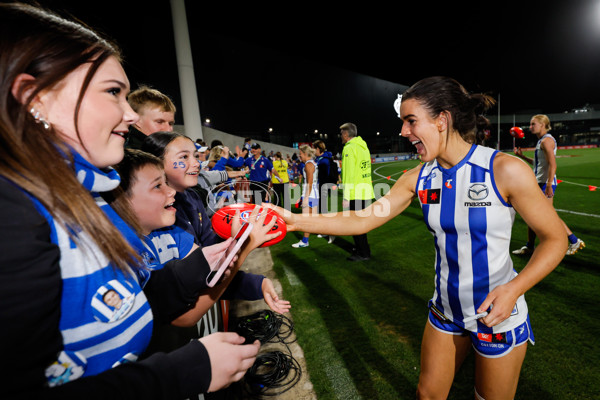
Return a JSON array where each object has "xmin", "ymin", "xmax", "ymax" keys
[{"xmin": 402, "ymin": 76, "xmax": 496, "ymax": 144}]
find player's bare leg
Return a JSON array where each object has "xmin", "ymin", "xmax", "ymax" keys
[
  {"xmin": 417, "ymin": 322, "xmax": 472, "ymax": 400},
  {"xmin": 473, "ymin": 342, "xmax": 527, "ymax": 400}
]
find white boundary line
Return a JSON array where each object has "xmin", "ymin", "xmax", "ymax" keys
[
  {"xmin": 373, "ymin": 165, "xmax": 401, "ymax": 182},
  {"xmin": 281, "ymin": 265, "xmax": 361, "ymax": 399},
  {"xmin": 282, "ymin": 264, "xmax": 302, "ymax": 286},
  {"xmin": 559, "ymin": 180, "xmax": 598, "ymax": 188},
  {"xmin": 555, "ymin": 209, "xmax": 600, "ymax": 219}
]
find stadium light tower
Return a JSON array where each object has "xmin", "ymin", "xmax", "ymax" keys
[{"xmin": 170, "ymin": 0, "xmax": 203, "ymax": 141}]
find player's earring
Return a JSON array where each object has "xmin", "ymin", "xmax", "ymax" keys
[{"xmin": 30, "ymin": 106, "xmax": 51, "ymax": 130}]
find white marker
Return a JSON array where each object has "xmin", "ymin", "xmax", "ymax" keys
[{"xmin": 463, "ymin": 311, "xmax": 489, "ymax": 323}]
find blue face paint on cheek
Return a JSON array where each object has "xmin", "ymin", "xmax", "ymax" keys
[{"xmin": 172, "ymin": 161, "xmax": 187, "ymax": 169}]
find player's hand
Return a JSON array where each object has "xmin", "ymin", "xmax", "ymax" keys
[
  {"xmin": 513, "ymin": 147, "xmax": 523, "ymax": 157},
  {"xmin": 199, "ymin": 332, "xmax": 260, "ymax": 392},
  {"xmin": 261, "ymin": 278, "xmax": 291, "ymax": 314},
  {"xmin": 476, "ymin": 282, "xmax": 521, "ymax": 328},
  {"xmin": 262, "ymin": 203, "xmax": 298, "ymax": 232},
  {"xmin": 544, "ymin": 184, "xmax": 554, "ymax": 198}
]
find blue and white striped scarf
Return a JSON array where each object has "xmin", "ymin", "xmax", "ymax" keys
[{"xmin": 27, "ymin": 151, "xmax": 154, "ymax": 386}]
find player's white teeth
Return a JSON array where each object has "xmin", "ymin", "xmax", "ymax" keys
[
  {"xmin": 412, "ymin": 140, "xmax": 421, "ymax": 145},
  {"xmin": 165, "ymin": 202, "xmax": 174, "ymax": 208}
]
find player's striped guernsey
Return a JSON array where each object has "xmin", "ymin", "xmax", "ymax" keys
[
  {"xmin": 302, "ymin": 159, "xmax": 319, "ymax": 202},
  {"xmin": 534, "ymin": 133, "xmax": 557, "ymax": 185},
  {"xmin": 416, "ymin": 144, "xmax": 528, "ymax": 333}
]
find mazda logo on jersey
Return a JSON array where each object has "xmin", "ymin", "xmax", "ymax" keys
[{"xmin": 467, "ymin": 183, "xmax": 489, "ymax": 200}]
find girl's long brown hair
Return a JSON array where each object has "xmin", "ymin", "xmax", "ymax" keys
[{"xmin": 0, "ymin": 3, "xmax": 140, "ymax": 271}]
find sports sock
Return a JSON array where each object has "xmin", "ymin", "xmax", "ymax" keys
[
  {"xmin": 567, "ymin": 234, "xmax": 578, "ymax": 244},
  {"xmin": 302, "ymin": 237, "xmax": 309, "ymax": 244}
]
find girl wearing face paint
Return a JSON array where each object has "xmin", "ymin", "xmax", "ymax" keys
[{"xmin": 0, "ymin": 3, "xmax": 276, "ymax": 398}]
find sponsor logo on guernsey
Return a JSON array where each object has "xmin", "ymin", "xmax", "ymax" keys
[
  {"xmin": 418, "ymin": 188, "xmax": 441, "ymax": 204},
  {"xmin": 424, "ymin": 171, "xmax": 437, "ymax": 184},
  {"xmin": 465, "ymin": 183, "xmax": 491, "ymax": 207},
  {"xmin": 477, "ymin": 332, "xmax": 507, "ymax": 343}
]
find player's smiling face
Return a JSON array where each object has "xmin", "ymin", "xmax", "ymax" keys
[{"xmin": 400, "ymin": 98, "xmax": 444, "ymax": 162}]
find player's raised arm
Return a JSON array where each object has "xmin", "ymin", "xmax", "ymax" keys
[{"xmin": 264, "ymin": 164, "xmax": 421, "ymax": 236}]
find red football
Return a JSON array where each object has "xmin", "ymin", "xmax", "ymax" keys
[
  {"xmin": 211, "ymin": 203, "xmax": 287, "ymax": 247},
  {"xmin": 509, "ymin": 126, "xmax": 524, "ymax": 139}
]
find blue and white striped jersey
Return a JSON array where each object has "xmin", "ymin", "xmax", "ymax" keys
[
  {"xmin": 142, "ymin": 225, "xmax": 195, "ymax": 269},
  {"xmin": 416, "ymin": 144, "xmax": 528, "ymax": 333},
  {"xmin": 302, "ymin": 159, "xmax": 319, "ymax": 202}
]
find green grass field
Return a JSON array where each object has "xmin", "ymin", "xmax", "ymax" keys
[{"xmin": 269, "ymin": 147, "xmax": 600, "ymax": 399}]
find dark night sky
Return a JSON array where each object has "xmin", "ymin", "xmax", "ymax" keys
[{"xmin": 24, "ymin": 1, "xmax": 600, "ymax": 149}]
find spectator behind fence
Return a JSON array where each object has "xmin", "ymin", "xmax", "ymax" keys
[
  {"xmin": 126, "ymin": 85, "xmax": 176, "ymax": 149},
  {"xmin": 111, "ymin": 149, "xmax": 289, "ymax": 365},
  {"xmin": 244, "ymin": 143, "xmax": 281, "ymax": 204}
]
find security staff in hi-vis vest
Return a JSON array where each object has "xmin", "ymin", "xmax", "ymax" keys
[
  {"xmin": 340, "ymin": 122, "xmax": 374, "ymax": 261},
  {"xmin": 271, "ymin": 152, "xmax": 290, "ymax": 208}
]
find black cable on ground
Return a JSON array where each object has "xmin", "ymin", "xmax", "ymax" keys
[
  {"xmin": 243, "ymin": 350, "xmax": 302, "ymax": 398},
  {"xmin": 235, "ymin": 310, "xmax": 301, "ymax": 398},
  {"xmin": 235, "ymin": 309, "xmax": 296, "ymax": 346}
]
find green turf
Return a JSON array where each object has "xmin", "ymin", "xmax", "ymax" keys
[{"xmin": 269, "ymin": 147, "xmax": 600, "ymax": 399}]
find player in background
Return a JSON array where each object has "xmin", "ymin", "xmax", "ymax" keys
[
  {"xmin": 513, "ymin": 114, "xmax": 585, "ymax": 256},
  {"xmin": 291, "ymin": 145, "xmax": 319, "ymax": 248}
]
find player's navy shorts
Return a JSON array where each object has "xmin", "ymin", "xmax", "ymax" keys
[
  {"xmin": 539, "ymin": 182, "xmax": 557, "ymax": 194},
  {"xmin": 428, "ymin": 311, "xmax": 535, "ymax": 358}
]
